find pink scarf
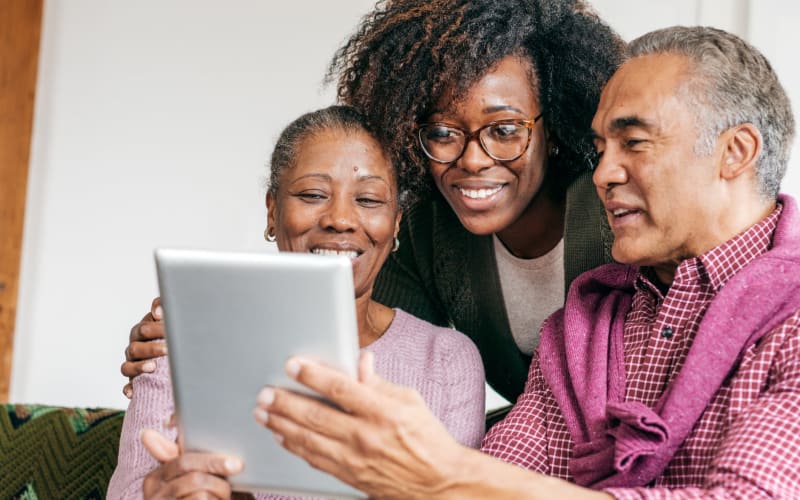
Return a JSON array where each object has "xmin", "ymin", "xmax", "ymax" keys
[{"xmin": 538, "ymin": 195, "xmax": 800, "ymax": 488}]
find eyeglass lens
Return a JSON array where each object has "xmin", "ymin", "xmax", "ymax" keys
[{"xmin": 419, "ymin": 121, "xmax": 531, "ymax": 163}]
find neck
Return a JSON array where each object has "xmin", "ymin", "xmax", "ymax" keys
[
  {"xmin": 496, "ymin": 191, "xmax": 565, "ymax": 259},
  {"xmin": 354, "ymin": 293, "xmax": 393, "ymax": 348},
  {"xmin": 652, "ymin": 195, "xmax": 777, "ymax": 287}
]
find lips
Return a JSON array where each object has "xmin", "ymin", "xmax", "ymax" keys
[
  {"xmin": 603, "ymin": 198, "xmax": 645, "ymax": 231},
  {"xmin": 611, "ymin": 207, "xmax": 638, "ymax": 217},
  {"xmin": 449, "ymin": 178, "xmax": 509, "ymax": 206},
  {"xmin": 310, "ymin": 246, "xmax": 362, "ymax": 260},
  {"xmin": 458, "ymin": 185, "xmax": 504, "ymax": 200}
]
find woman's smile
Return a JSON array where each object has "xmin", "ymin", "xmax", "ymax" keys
[{"xmin": 450, "ymin": 181, "xmax": 508, "ymax": 211}]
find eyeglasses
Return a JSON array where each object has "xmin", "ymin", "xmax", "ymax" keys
[{"xmin": 416, "ymin": 113, "xmax": 544, "ymax": 164}]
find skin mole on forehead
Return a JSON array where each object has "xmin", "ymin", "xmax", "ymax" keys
[{"xmin": 353, "ymin": 165, "xmax": 359, "ymax": 172}]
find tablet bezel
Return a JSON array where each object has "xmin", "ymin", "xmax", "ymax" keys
[{"xmin": 155, "ymin": 248, "xmax": 364, "ymax": 498}]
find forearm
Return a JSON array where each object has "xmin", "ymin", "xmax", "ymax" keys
[
  {"xmin": 432, "ymin": 448, "xmax": 612, "ymax": 500},
  {"xmin": 108, "ymin": 357, "xmax": 176, "ymax": 498}
]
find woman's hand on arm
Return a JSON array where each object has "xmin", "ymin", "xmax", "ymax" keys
[
  {"xmin": 121, "ymin": 297, "xmax": 168, "ymax": 398},
  {"xmin": 140, "ymin": 428, "xmax": 244, "ymax": 500}
]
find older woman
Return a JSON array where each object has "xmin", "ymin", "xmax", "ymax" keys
[{"xmin": 107, "ymin": 105, "xmax": 485, "ymax": 499}]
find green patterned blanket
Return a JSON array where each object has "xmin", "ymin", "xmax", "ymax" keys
[{"xmin": 0, "ymin": 404, "xmax": 125, "ymax": 499}]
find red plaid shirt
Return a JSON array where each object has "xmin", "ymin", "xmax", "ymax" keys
[{"xmin": 482, "ymin": 204, "xmax": 800, "ymax": 498}]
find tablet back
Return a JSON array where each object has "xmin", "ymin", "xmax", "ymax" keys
[{"xmin": 155, "ymin": 248, "xmax": 363, "ymax": 498}]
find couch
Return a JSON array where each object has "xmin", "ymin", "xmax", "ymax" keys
[{"xmin": 0, "ymin": 404, "xmax": 125, "ymax": 499}]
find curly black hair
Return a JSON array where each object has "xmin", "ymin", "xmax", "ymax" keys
[{"xmin": 327, "ymin": 0, "xmax": 625, "ymax": 200}]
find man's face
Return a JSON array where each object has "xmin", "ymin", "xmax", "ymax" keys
[{"xmin": 591, "ymin": 54, "xmax": 727, "ymax": 283}]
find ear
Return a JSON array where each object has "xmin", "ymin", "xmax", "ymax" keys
[
  {"xmin": 394, "ymin": 210, "xmax": 403, "ymax": 234},
  {"xmin": 720, "ymin": 123, "xmax": 762, "ymax": 181},
  {"xmin": 542, "ymin": 125, "xmax": 554, "ymax": 153},
  {"xmin": 266, "ymin": 192, "xmax": 277, "ymax": 234}
]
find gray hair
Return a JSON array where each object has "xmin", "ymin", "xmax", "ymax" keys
[
  {"xmin": 629, "ymin": 26, "xmax": 794, "ymax": 198},
  {"xmin": 267, "ymin": 105, "xmax": 397, "ymax": 201}
]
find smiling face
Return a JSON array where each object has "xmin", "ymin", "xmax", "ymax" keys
[
  {"xmin": 591, "ymin": 53, "xmax": 731, "ymax": 281},
  {"xmin": 425, "ymin": 55, "xmax": 549, "ymax": 236},
  {"xmin": 266, "ymin": 129, "xmax": 401, "ymax": 300}
]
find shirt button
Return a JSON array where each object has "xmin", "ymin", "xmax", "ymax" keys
[{"xmin": 662, "ymin": 327, "xmax": 674, "ymax": 339}]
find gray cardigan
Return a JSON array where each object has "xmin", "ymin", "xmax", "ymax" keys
[{"xmin": 373, "ymin": 171, "xmax": 613, "ymax": 403}]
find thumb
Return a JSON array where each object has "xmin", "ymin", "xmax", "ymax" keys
[
  {"xmin": 141, "ymin": 428, "xmax": 180, "ymax": 463},
  {"xmin": 152, "ymin": 297, "xmax": 163, "ymax": 320}
]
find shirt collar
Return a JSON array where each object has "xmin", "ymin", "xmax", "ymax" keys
[{"xmin": 700, "ymin": 202, "xmax": 782, "ymax": 292}]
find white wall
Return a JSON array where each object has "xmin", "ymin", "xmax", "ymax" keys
[
  {"xmin": 748, "ymin": 0, "xmax": 800, "ymax": 205},
  {"xmin": 11, "ymin": 1, "xmax": 800, "ymax": 410},
  {"xmin": 11, "ymin": 0, "xmax": 377, "ymax": 409}
]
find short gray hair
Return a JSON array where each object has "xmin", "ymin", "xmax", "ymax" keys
[
  {"xmin": 267, "ymin": 105, "xmax": 397, "ymax": 202},
  {"xmin": 629, "ymin": 26, "xmax": 794, "ymax": 198}
]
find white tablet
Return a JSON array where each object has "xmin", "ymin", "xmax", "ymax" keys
[{"xmin": 154, "ymin": 248, "xmax": 364, "ymax": 498}]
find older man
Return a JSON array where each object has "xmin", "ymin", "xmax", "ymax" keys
[{"xmin": 248, "ymin": 26, "xmax": 800, "ymax": 499}]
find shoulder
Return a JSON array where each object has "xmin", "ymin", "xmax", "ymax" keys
[
  {"xmin": 393, "ymin": 195, "xmax": 494, "ymax": 281},
  {"xmin": 756, "ymin": 309, "xmax": 800, "ymax": 354},
  {"xmin": 735, "ymin": 309, "xmax": 800, "ymax": 389},
  {"xmin": 393, "ymin": 309, "xmax": 475, "ymax": 344},
  {"xmin": 389, "ymin": 309, "xmax": 483, "ymax": 367}
]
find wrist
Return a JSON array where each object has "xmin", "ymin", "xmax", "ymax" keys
[{"xmin": 424, "ymin": 447, "xmax": 493, "ymax": 499}]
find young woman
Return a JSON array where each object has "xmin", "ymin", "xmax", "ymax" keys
[
  {"xmin": 107, "ymin": 106, "xmax": 485, "ymax": 499},
  {"xmin": 329, "ymin": 0, "xmax": 624, "ymax": 403},
  {"xmin": 122, "ymin": 0, "xmax": 625, "ymax": 409}
]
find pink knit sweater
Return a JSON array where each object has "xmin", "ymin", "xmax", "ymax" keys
[{"xmin": 107, "ymin": 309, "xmax": 485, "ymax": 499}]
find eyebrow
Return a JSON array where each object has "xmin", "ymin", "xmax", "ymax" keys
[
  {"xmin": 483, "ymin": 104, "xmax": 526, "ymax": 115},
  {"xmin": 427, "ymin": 104, "xmax": 528, "ymax": 118},
  {"xmin": 289, "ymin": 172, "xmax": 391, "ymax": 185},
  {"xmin": 356, "ymin": 173, "xmax": 390, "ymax": 184},
  {"xmin": 290, "ymin": 173, "xmax": 331, "ymax": 183},
  {"xmin": 591, "ymin": 115, "xmax": 656, "ymax": 139}
]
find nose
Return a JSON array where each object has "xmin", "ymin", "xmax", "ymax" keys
[
  {"xmin": 319, "ymin": 196, "xmax": 358, "ymax": 233},
  {"xmin": 457, "ymin": 136, "xmax": 495, "ymax": 174},
  {"xmin": 592, "ymin": 147, "xmax": 628, "ymax": 193}
]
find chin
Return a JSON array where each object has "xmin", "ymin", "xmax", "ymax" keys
[
  {"xmin": 462, "ymin": 222, "xmax": 501, "ymax": 236},
  {"xmin": 611, "ymin": 243, "xmax": 644, "ymax": 266},
  {"xmin": 456, "ymin": 213, "xmax": 510, "ymax": 236}
]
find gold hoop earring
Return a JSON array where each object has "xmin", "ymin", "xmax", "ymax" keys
[
  {"xmin": 392, "ymin": 236, "xmax": 400, "ymax": 253},
  {"xmin": 264, "ymin": 228, "xmax": 276, "ymax": 243}
]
